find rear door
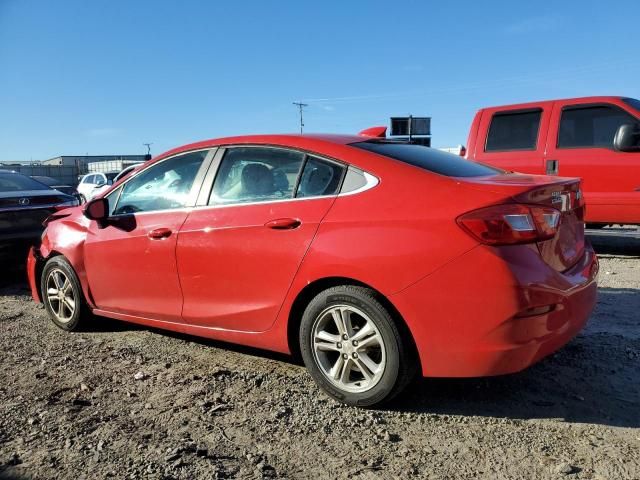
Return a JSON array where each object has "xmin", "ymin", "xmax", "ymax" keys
[
  {"xmin": 473, "ymin": 103, "xmax": 552, "ymax": 174},
  {"xmin": 545, "ymin": 99, "xmax": 640, "ymax": 223},
  {"xmin": 176, "ymin": 146, "xmax": 345, "ymax": 332}
]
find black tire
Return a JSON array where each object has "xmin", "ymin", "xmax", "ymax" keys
[
  {"xmin": 299, "ymin": 285, "xmax": 416, "ymax": 407},
  {"xmin": 41, "ymin": 256, "xmax": 90, "ymax": 331}
]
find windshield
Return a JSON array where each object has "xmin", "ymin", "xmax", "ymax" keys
[
  {"xmin": 352, "ymin": 141, "xmax": 502, "ymax": 177},
  {"xmin": 0, "ymin": 173, "xmax": 51, "ymax": 192},
  {"xmin": 622, "ymin": 98, "xmax": 640, "ymax": 115}
]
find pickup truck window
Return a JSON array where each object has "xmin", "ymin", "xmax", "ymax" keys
[
  {"xmin": 485, "ymin": 109, "xmax": 541, "ymax": 152},
  {"xmin": 558, "ymin": 105, "xmax": 639, "ymax": 149},
  {"xmin": 353, "ymin": 141, "xmax": 502, "ymax": 177}
]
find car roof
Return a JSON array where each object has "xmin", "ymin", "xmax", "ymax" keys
[
  {"xmin": 482, "ymin": 95, "xmax": 627, "ymax": 111},
  {"xmin": 155, "ymin": 134, "xmax": 365, "ymax": 162}
]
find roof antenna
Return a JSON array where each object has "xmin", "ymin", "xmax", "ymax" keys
[
  {"xmin": 292, "ymin": 101, "xmax": 308, "ymax": 134},
  {"xmin": 143, "ymin": 143, "xmax": 153, "ymax": 156}
]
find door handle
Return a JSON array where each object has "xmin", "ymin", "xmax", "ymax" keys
[
  {"xmin": 546, "ymin": 159, "xmax": 559, "ymax": 175},
  {"xmin": 265, "ymin": 218, "xmax": 301, "ymax": 230},
  {"xmin": 148, "ymin": 227, "xmax": 172, "ymax": 239}
]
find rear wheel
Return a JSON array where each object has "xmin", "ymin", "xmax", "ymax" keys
[
  {"xmin": 299, "ymin": 285, "xmax": 415, "ymax": 407},
  {"xmin": 41, "ymin": 256, "xmax": 89, "ymax": 331}
]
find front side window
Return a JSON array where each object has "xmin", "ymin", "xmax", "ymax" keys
[
  {"xmin": 558, "ymin": 105, "xmax": 639, "ymax": 149},
  {"xmin": 83, "ymin": 175, "xmax": 95, "ymax": 184},
  {"xmin": 113, "ymin": 150, "xmax": 207, "ymax": 214},
  {"xmin": 296, "ymin": 156, "xmax": 344, "ymax": 198},
  {"xmin": 485, "ymin": 109, "xmax": 542, "ymax": 152},
  {"xmin": 210, "ymin": 147, "xmax": 305, "ymax": 205}
]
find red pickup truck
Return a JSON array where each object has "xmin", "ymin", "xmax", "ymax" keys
[{"xmin": 465, "ymin": 96, "xmax": 640, "ymax": 226}]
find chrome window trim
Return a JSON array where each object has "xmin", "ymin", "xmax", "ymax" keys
[
  {"xmin": 116, "ymin": 193, "xmax": 340, "ymax": 218},
  {"xmin": 102, "ymin": 144, "xmax": 379, "ymax": 216}
]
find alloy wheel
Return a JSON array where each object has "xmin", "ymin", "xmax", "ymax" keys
[
  {"xmin": 45, "ymin": 268, "xmax": 76, "ymax": 323},
  {"xmin": 311, "ymin": 305, "xmax": 386, "ymax": 393}
]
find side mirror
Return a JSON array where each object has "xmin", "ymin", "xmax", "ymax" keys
[
  {"xmin": 83, "ymin": 198, "xmax": 109, "ymax": 221},
  {"xmin": 614, "ymin": 123, "xmax": 640, "ymax": 152}
]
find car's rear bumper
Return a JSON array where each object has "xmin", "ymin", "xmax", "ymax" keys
[{"xmin": 391, "ymin": 242, "xmax": 599, "ymax": 377}]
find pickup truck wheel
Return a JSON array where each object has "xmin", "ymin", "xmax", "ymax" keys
[
  {"xmin": 299, "ymin": 285, "xmax": 415, "ymax": 407},
  {"xmin": 41, "ymin": 256, "xmax": 89, "ymax": 331}
]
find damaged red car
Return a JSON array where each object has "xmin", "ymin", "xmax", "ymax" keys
[{"xmin": 27, "ymin": 131, "xmax": 598, "ymax": 406}]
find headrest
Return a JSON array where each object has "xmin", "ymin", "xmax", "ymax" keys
[{"xmin": 241, "ymin": 163, "xmax": 275, "ymax": 196}]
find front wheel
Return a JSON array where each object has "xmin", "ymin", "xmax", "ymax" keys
[
  {"xmin": 41, "ymin": 256, "xmax": 89, "ymax": 331},
  {"xmin": 299, "ymin": 285, "xmax": 416, "ymax": 407}
]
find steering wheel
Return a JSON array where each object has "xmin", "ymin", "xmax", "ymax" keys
[{"xmin": 114, "ymin": 204, "xmax": 142, "ymax": 215}]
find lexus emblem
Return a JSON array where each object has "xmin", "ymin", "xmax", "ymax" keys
[{"xmin": 18, "ymin": 197, "xmax": 30, "ymax": 206}]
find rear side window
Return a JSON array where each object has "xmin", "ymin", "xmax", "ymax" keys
[
  {"xmin": 210, "ymin": 147, "xmax": 305, "ymax": 205},
  {"xmin": 558, "ymin": 105, "xmax": 639, "ymax": 149},
  {"xmin": 485, "ymin": 109, "xmax": 542, "ymax": 152},
  {"xmin": 352, "ymin": 142, "xmax": 501, "ymax": 177},
  {"xmin": 296, "ymin": 156, "xmax": 344, "ymax": 198}
]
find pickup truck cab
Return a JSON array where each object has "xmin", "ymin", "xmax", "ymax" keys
[{"xmin": 466, "ymin": 96, "xmax": 640, "ymax": 225}]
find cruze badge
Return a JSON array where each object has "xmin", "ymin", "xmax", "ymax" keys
[{"xmin": 551, "ymin": 191, "xmax": 570, "ymax": 211}]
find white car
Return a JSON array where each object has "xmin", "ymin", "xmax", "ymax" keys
[
  {"xmin": 77, "ymin": 167, "xmax": 139, "ymax": 202},
  {"xmin": 77, "ymin": 172, "xmax": 119, "ymax": 202}
]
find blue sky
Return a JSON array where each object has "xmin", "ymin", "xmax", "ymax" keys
[{"xmin": 1, "ymin": 0, "xmax": 638, "ymax": 161}]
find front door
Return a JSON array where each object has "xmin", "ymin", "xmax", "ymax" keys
[
  {"xmin": 177, "ymin": 146, "xmax": 345, "ymax": 332},
  {"xmin": 83, "ymin": 149, "xmax": 210, "ymax": 320}
]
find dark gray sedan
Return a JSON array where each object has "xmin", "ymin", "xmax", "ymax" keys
[{"xmin": 0, "ymin": 170, "xmax": 78, "ymax": 253}]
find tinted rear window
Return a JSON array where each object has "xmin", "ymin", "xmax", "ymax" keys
[
  {"xmin": 0, "ymin": 173, "xmax": 51, "ymax": 192},
  {"xmin": 352, "ymin": 142, "xmax": 501, "ymax": 177}
]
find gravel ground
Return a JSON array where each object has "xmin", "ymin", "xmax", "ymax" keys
[{"xmin": 0, "ymin": 237, "xmax": 639, "ymax": 480}]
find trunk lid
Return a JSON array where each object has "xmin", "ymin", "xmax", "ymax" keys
[{"xmin": 458, "ymin": 174, "xmax": 585, "ymax": 271}]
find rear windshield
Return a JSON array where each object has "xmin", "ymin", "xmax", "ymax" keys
[
  {"xmin": 352, "ymin": 141, "xmax": 502, "ymax": 177},
  {"xmin": 0, "ymin": 173, "xmax": 51, "ymax": 192}
]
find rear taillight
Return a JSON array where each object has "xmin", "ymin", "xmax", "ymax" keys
[{"xmin": 457, "ymin": 204, "xmax": 561, "ymax": 246}]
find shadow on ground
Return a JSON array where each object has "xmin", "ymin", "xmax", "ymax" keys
[{"xmin": 589, "ymin": 233, "xmax": 640, "ymax": 257}]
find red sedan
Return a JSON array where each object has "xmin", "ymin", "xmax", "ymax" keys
[{"xmin": 27, "ymin": 132, "xmax": 598, "ymax": 406}]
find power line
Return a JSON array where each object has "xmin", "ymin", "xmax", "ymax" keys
[{"xmin": 292, "ymin": 101, "xmax": 308, "ymax": 134}]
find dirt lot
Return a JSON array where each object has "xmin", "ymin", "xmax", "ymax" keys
[{"xmin": 0, "ymin": 237, "xmax": 639, "ymax": 480}]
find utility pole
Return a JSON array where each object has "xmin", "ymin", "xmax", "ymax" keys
[{"xmin": 292, "ymin": 101, "xmax": 308, "ymax": 134}]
